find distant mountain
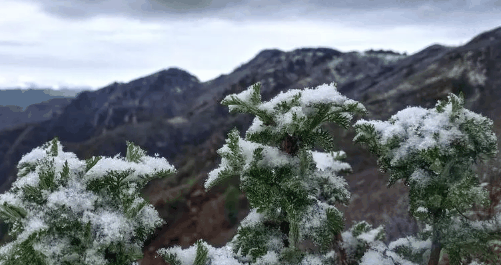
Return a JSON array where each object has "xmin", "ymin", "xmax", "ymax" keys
[
  {"xmin": 0, "ymin": 26, "xmax": 500, "ymax": 264},
  {"xmin": 0, "ymin": 88, "xmax": 90, "ymax": 132},
  {"xmin": 0, "ymin": 87, "xmax": 89, "ymax": 110}
]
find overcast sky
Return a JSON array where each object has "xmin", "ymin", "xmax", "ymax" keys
[{"xmin": 1, "ymin": 0, "xmax": 500, "ymax": 90}]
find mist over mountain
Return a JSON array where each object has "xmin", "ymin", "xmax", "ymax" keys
[
  {"xmin": 0, "ymin": 87, "xmax": 91, "ymax": 132},
  {"xmin": 0, "ymin": 87, "xmax": 90, "ymax": 109},
  {"xmin": 0, "ymin": 26, "xmax": 500, "ymax": 264}
]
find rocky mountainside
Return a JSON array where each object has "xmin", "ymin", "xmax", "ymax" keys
[{"xmin": 0, "ymin": 26, "xmax": 500, "ymax": 265}]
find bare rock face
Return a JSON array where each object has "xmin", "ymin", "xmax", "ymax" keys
[
  {"xmin": 0, "ymin": 26, "xmax": 500, "ymax": 265},
  {"xmin": 49, "ymin": 68, "xmax": 203, "ymax": 143}
]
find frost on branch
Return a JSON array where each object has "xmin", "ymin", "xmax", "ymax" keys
[
  {"xmin": 353, "ymin": 91, "xmax": 500, "ymax": 264},
  {"xmin": 0, "ymin": 137, "xmax": 177, "ymax": 265},
  {"xmin": 157, "ymin": 82, "xmax": 378, "ymax": 265}
]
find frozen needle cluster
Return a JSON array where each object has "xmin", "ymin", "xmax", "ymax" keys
[{"xmin": 0, "ymin": 139, "xmax": 176, "ymax": 264}]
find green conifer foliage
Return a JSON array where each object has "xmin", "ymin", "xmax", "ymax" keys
[
  {"xmin": 0, "ymin": 137, "xmax": 177, "ymax": 264},
  {"xmin": 224, "ymin": 184, "xmax": 241, "ymax": 226},
  {"xmin": 158, "ymin": 82, "xmax": 389, "ymax": 265},
  {"xmin": 353, "ymin": 92, "xmax": 500, "ymax": 264}
]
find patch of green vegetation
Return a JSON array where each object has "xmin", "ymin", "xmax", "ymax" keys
[{"xmin": 224, "ymin": 184, "xmax": 240, "ymax": 226}]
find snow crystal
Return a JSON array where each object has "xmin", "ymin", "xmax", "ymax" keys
[
  {"xmin": 388, "ymin": 236, "xmax": 431, "ymax": 255},
  {"xmin": 298, "ymin": 199, "xmax": 333, "ymax": 239},
  {"xmin": 360, "ymin": 249, "xmax": 395, "ymax": 265},
  {"xmin": 252, "ymin": 250, "xmax": 280, "ymax": 265},
  {"xmin": 311, "ymin": 150, "xmax": 349, "ymax": 172},
  {"xmin": 46, "ymin": 180, "xmax": 98, "ymax": 213},
  {"xmin": 409, "ymin": 168, "xmax": 431, "ymax": 188},
  {"xmin": 357, "ymin": 226, "xmax": 385, "ymax": 243},
  {"xmin": 237, "ymin": 208, "xmax": 264, "ymax": 230},
  {"xmin": 156, "ymin": 241, "xmax": 243, "ymax": 265},
  {"xmin": 415, "ymin": 207, "xmax": 428, "ymax": 214}
]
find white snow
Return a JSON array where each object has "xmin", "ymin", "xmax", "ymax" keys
[{"xmin": 0, "ymin": 140, "xmax": 174, "ymax": 264}]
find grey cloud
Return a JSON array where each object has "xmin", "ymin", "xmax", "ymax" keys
[
  {"xmin": 21, "ymin": 0, "xmax": 242, "ymax": 20},
  {"xmin": 18, "ymin": 0, "xmax": 501, "ymax": 26}
]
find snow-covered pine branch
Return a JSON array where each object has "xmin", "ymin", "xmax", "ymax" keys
[
  {"xmin": 156, "ymin": 82, "xmax": 393, "ymax": 265},
  {"xmin": 353, "ymin": 92, "xmax": 501, "ymax": 265},
  {"xmin": 0, "ymin": 138, "xmax": 177, "ymax": 264}
]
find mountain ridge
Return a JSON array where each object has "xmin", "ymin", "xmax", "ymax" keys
[
  {"xmin": 0, "ymin": 88, "xmax": 90, "ymax": 132},
  {"xmin": 0, "ymin": 87, "xmax": 88, "ymax": 109}
]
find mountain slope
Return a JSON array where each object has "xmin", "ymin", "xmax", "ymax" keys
[{"xmin": 0, "ymin": 27, "xmax": 500, "ymax": 264}]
